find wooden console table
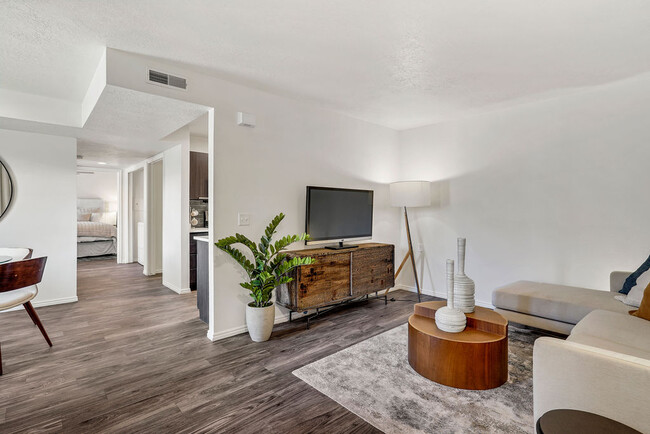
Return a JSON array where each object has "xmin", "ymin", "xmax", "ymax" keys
[
  {"xmin": 276, "ymin": 243, "xmax": 394, "ymax": 313},
  {"xmin": 408, "ymin": 301, "xmax": 508, "ymax": 390}
]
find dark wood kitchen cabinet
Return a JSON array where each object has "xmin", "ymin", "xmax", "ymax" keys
[{"xmin": 190, "ymin": 151, "xmax": 208, "ymax": 199}]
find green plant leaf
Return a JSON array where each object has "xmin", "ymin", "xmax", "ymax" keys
[{"xmin": 215, "ymin": 213, "xmax": 314, "ymax": 307}]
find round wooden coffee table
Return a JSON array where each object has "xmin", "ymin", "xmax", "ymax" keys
[{"xmin": 408, "ymin": 301, "xmax": 508, "ymax": 390}]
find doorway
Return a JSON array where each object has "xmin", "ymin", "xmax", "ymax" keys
[{"xmin": 128, "ymin": 168, "xmax": 145, "ymax": 266}]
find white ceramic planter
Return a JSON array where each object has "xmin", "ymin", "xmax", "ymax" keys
[{"xmin": 246, "ymin": 302, "xmax": 275, "ymax": 342}]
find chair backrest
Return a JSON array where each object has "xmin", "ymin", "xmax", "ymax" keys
[
  {"xmin": 0, "ymin": 247, "xmax": 33, "ymax": 261},
  {"xmin": 0, "ymin": 257, "xmax": 47, "ymax": 293}
]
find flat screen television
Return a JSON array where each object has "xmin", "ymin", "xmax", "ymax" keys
[{"xmin": 305, "ymin": 186, "xmax": 374, "ymax": 249}]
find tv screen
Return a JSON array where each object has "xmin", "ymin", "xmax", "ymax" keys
[{"xmin": 306, "ymin": 186, "xmax": 373, "ymax": 242}]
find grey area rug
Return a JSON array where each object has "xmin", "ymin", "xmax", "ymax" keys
[{"xmin": 293, "ymin": 324, "xmax": 544, "ymax": 434}]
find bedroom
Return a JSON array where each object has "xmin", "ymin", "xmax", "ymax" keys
[{"xmin": 76, "ymin": 166, "xmax": 120, "ymax": 261}]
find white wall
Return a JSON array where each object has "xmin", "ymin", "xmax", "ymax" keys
[
  {"xmin": 398, "ymin": 74, "xmax": 650, "ymax": 307},
  {"xmin": 162, "ymin": 141, "xmax": 190, "ymax": 294},
  {"xmin": 105, "ymin": 49, "xmax": 402, "ymax": 340},
  {"xmin": 77, "ymin": 170, "xmax": 118, "ymax": 205},
  {"xmin": 0, "ymin": 129, "xmax": 78, "ymax": 306}
]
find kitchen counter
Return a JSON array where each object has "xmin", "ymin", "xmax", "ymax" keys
[{"xmin": 194, "ymin": 235, "xmax": 209, "ymax": 242}]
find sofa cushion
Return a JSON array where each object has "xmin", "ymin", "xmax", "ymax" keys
[
  {"xmin": 568, "ymin": 310, "xmax": 650, "ymax": 360},
  {"xmin": 492, "ymin": 281, "xmax": 631, "ymax": 325}
]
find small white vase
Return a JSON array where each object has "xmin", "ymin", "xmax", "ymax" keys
[
  {"xmin": 454, "ymin": 238, "xmax": 475, "ymax": 313},
  {"xmin": 435, "ymin": 259, "xmax": 466, "ymax": 333},
  {"xmin": 246, "ymin": 302, "xmax": 275, "ymax": 342}
]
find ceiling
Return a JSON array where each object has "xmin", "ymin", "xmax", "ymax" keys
[
  {"xmin": 0, "ymin": 85, "xmax": 208, "ymax": 168},
  {"xmin": 2, "ymin": 1, "xmax": 650, "ymax": 129}
]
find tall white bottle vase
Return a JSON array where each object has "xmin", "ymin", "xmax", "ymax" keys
[
  {"xmin": 454, "ymin": 238, "xmax": 475, "ymax": 313},
  {"xmin": 435, "ymin": 259, "xmax": 466, "ymax": 333}
]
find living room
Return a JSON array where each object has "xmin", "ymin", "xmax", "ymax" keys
[{"xmin": 0, "ymin": 2, "xmax": 649, "ymax": 433}]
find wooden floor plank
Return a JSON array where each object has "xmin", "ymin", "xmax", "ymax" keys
[{"xmin": 0, "ymin": 258, "xmax": 433, "ymax": 433}]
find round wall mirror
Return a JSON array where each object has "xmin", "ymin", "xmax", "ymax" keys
[{"xmin": 0, "ymin": 159, "xmax": 13, "ymax": 220}]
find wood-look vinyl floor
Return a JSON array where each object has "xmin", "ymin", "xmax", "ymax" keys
[{"xmin": 0, "ymin": 258, "xmax": 434, "ymax": 433}]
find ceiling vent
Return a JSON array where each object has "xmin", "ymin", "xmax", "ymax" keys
[{"xmin": 148, "ymin": 69, "xmax": 187, "ymax": 90}]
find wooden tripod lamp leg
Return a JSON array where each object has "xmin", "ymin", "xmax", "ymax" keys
[
  {"xmin": 404, "ymin": 207, "xmax": 422, "ymax": 302},
  {"xmin": 386, "ymin": 207, "xmax": 422, "ymax": 302}
]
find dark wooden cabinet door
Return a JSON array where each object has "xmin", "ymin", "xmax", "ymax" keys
[
  {"xmin": 189, "ymin": 151, "xmax": 209, "ymax": 199},
  {"xmin": 351, "ymin": 245, "xmax": 394, "ymax": 296},
  {"xmin": 295, "ymin": 252, "xmax": 351, "ymax": 310}
]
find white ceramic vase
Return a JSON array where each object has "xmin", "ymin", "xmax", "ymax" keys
[
  {"xmin": 435, "ymin": 259, "xmax": 466, "ymax": 333},
  {"xmin": 454, "ymin": 238, "xmax": 475, "ymax": 313},
  {"xmin": 246, "ymin": 302, "xmax": 275, "ymax": 342}
]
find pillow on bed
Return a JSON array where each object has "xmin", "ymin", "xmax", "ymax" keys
[
  {"xmin": 91, "ymin": 212, "xmax": 117, "ymax": 226},
  {"xmin": 77, "ymin": 213, "xmax": 91, "ymax": 222}
]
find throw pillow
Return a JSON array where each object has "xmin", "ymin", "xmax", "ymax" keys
[
  {"xmin": 620, "ymin": 254, "xmax": 650, "ymax": 294},
  {"xmin": 615, "ymin": 270, "xmax": 650, "ymax": 307},
  {"xmin": 77, "ymin": 213, "xmax": 91, "ymax": 222},
  {"xmin": 90, "ymin": 212, "xmax": 103, "ymax": 222},
  {"xmin": 632, "ymin": 282, "xmax": 650, "ymax": 321}
]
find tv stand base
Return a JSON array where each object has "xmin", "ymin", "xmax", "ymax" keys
[
  {"xmin": 288, "ymin": 292, "xmax": 389, "ymax": 329},
  {"xmin": 324, "ymin": 241, "xmax": 358, "ymax": 250}
]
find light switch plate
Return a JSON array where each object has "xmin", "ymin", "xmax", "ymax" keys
[{"xmin": 238, "ymin": 213, "xmax": 251, "ymax": 226}]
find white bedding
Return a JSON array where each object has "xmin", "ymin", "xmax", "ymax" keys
[
  {"xmin": 77, "ymin": 221, "xmax": 117, "ymax": 238},
  {"xmin": 77, "ymin": 239, "xmax": 116, "ymax": 257}
]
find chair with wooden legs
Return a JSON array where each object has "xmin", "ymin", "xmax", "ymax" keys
[{"xmin": 0, "ymin": 255, "xmax": 51, "ymax": 375}]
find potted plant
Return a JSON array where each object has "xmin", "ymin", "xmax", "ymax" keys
[{"xmin": 215, "ymin": 213, "xmax": 314, "ymax": 342}]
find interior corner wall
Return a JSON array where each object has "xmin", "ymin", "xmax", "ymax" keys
[
  {"xmin": 397, "ymin": 75, "xmax": 650, "ymax": 306},
  {"xmin": 0, "ymin": 128, "xmax": 78, "ymax": 306},
  {"xmin": 162, "ymin": 140, "xmax": 190, "ymax": 294}
]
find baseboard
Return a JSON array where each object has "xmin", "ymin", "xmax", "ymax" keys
[
  {"xmin": 397, "ymin": 284, "xmax": 493, "ymax": 309},
  {"xmin": 162, "ymin": 280, "xmax": 191, "ymax": 295},
  {"xmin": 208, "ymin": 324, "xmax": 248, "ymax": 341},
  {"xmin": 31, "ymin": 296, "xmax": 78, "ymax": 308}
]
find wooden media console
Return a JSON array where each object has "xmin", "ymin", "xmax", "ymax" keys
[{"xmin": 276, "ymin": 243, "xmax": 395, "ymax": 313}]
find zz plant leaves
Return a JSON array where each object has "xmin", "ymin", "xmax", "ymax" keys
[{"xmin": 215, "ymin": 213, "xmax": 315, "ymax": 307}]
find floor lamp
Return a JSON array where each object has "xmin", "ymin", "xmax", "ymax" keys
[{"xmin": 388, "ymin": 181, "xmax": 431, "ymax": 302}]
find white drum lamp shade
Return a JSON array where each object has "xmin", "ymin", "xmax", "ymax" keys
[{"xmin": 389, "ymin": 181, "xmax": 431, "ymax": 208}]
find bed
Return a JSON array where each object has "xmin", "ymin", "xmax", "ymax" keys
[{"xmin": 77, "ymin": 198, "xmax": 117, "ymax": 258}]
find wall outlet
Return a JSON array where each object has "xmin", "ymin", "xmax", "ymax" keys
[{"xmin": 238, "ymin": 213, "xmax": 251, "ymax": 226}]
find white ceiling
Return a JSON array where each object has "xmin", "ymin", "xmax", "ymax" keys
[
  {"xmin": 0, "ymin": 85, "xmax": 208, "ymax": 168},
  {"xmin": 2, "ymin": 1, "xmax": 650, "ymax": 129}
]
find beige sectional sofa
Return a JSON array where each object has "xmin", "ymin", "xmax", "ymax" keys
[
  {"xmin": 492, "ymin": 272, "xmax": 632, "ymax": 334},
  {"xmin": 533, "ymin": 310, "xmax": 650, "ymax": 432},
  {"xmin": 493, "ymin": 272, "xmax": 650, "ymax": 431}
]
